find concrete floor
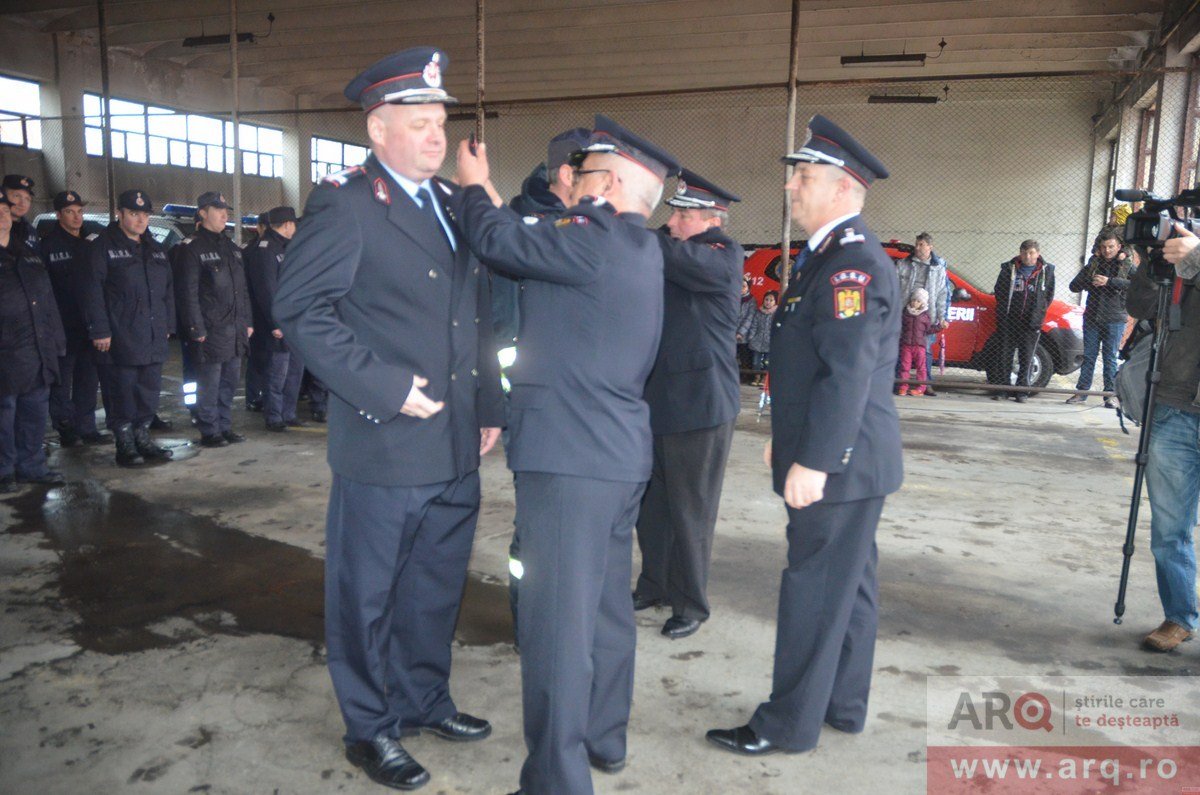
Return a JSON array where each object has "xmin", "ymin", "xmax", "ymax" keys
[{"xmin": 1, "ymin": 377, "xmax": 1196, "ymax": 794}]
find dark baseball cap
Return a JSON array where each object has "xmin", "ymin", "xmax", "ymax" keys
[
  {"xmin": 197, "ymin": 191, "xmax": 230, "ymax": 210},
  {"xmin": 266, "ymin": 206, "xmax": 297, "ymax": 226},
  {"xmin": 117, "ymin": 189, "xmax": 153, "ymax": 212},
  {"xmin": 53, "ymin": 190, "xmax": 86, "ymax": 211},
  {"xmin": 1, "ymin": 174, "xmax": 34, "ymax": 195},
  {"xmin": 546, "ymin": 128, "xmax": 592, "ymax": 172}
]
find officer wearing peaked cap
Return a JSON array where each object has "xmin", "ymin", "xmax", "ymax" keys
[
  {"xmin": 78, "ymin": 189, "xmax": 175, "ymax": 467},
  {"xmin": 454, "ymin": 114, "xmax": 678, "ymax": 795},
  {"xmin": 2, "ymin": 175, "xmax": 40, "ymax": 252},
  {"xmin": 40, "ymin": 190, "xmax": 113, "ymax": 448},
  {"xmin": 273, "ymin": 46, "xmax": 504, "ymax": 793},
  {"xmin": 634, "ymin": 168, "xmax": 744, "ymax": 641},
  {"xmin": 174, "ymin": 190, "xmax": 253, "ymax": 447},
  {"xmin": 707, "ymin": 115, "xmax": 903, "ymax": 758}
]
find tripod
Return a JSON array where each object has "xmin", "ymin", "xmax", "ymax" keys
[{"xmin": 1113, "ymin": 273, "xmax": 1177, "ymax": 624}]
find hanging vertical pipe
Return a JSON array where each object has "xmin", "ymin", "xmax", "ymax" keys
[
  {"xmin": 230, "ymin": 0, "xmax": 242, "ymax": 240},
  {"xmin": 96, "ymin": 0, "xmax": 116, "ymax": 219},
  {"xmin": 778, "ymin": 0, "xmax": 802, "ymax": 297},
  {"xmin": 475, "ymin": 0, "xmax": 486, "ymax": 143}
]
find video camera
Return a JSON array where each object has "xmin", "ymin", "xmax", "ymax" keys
[{"xmin": 1116, "ymin": 188, "xmax": 1200, "ymax": 280}]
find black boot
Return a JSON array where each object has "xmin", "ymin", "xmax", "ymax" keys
[
  {"xmin": 133, "ymin": 423, "xmax": 173, "ymax": 461},
  {"xmin": 56, "ymin": 420, "xmax": 83, "ymax": 448},
  {"xmin": 114, "ymin": 424, "xmax": 145, "ymax": 467}
]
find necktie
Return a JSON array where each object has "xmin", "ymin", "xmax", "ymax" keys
[
  {"xmin": 418, "ymin": 186, "xmax": 454, "ymax": 254},
  {"xmin": 790, "ymin": 246, "xmax": 811, "ymax": 280}
]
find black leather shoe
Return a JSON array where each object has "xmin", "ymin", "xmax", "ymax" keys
[
  {"xmin": 286, "ymin": 418, "xmax": 308, "ymax": 428},
  {"xmin": 1014, "ymin": 393, "xmax": 1028, "ymax": 403},
  {"xmin": 632, "ymin": 591, "xmax": 664, "ymax": 611},
  {"xmin": 706, "ymin": 725, "xmax": 780, "ymax": 756},
  {"xmin": 416, "ymin": 712, "xmax": 492, "ymax": 742},
  {"xmin": 1, "ymin": 474, "xmax": 17, "ymax": 493},
  {"xmin": 588, "ymin": 753, "xmax": 625, "ymax": 774},
  {"xmin": 661, "ymin": 616, "xmax": 701, "ymax": 640},
  {"xmin": 222, "ymin": 431, "xmax": 246, "ymax": 443},
  {"xmin": 149, "ymin": 414, "xmax": 173, "ymax": 431},
  {"xmin": 345, "ymin": 735, "xmax": 430, "ymax": 791},
  {"xmin": 199, "ymin": 434, "xmax": 229, "ymax": 448},
  {"xmin": 245, "ymin": 400, "xmax": 263, "ymax": 413},
  {"xmin": 311, "ymin": 410, "xmax": 327, "ymax": 423},
  {"xmin": 17, "ymin": 470, "xmax": 66, "ymax": 486},
  {"xmin": 265, "ymin": 422, "xmax": 288, "ymax": 432},
  {"xmin": 57, "ymin": 422, "xmax": 83, "ymax": 448},
  {"xmin": 80, "ymin": 430, "xmax": 113, "ymax": 445},
  {"xmin": 924, "ymin": 387, "xmax": 938, "ymax": 396}
]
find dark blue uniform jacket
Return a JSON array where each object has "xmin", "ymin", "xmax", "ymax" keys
[
  {"xmin": 644, "ymin": 227, "xmax": 744, "ymax": 436},
  {"xmin": 80, "ymin": 223, "xmax": 174, "ymax": 367},
  {"xmin": 274, "ymin": 155, "xmax": 504, "ymax": 487},
  {"xmin": 451, "ymin": 186, "xmax": 663, "ymax": 484},
  {"xmin": 769, "ymin": 215, "xmax": 903, "ymax": 503}
]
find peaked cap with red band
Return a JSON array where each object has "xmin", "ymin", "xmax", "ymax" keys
[
  {"xmin": 666, "ymin": 168, "xmax": 740, "ymax": 211},
  {"xmin": 782, "ymin": 114, "xmax": 889, "ymax": 187},
  {"xmin": 344, "ymin": 46, "xmax": 458, "ymax": 111},
  {"xmin": 570, "ymin": 114, "xmax": 680, "ymax": 183}
]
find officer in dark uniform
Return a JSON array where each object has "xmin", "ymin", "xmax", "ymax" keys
[
  {"xmin": 243, "ymin": 211, "xmax": 270, "ymax": 413},
  {"xmin": 0, "ymin": 187, "xmax": 66, "ymax": 492},
  {"xmin": 245, "ymin": 206, "xmax": 304, "ymax": 431},
  {"xmin": 175, "ymin": 191, "xmax": 253, "ymax": 447},
  {"xmin": 454, "ymin": 114, "xmax": 679, "ymax": 795},
  {"xmin": 79, "ymin": 189, "xmax": 176, "ymax": 467},
  {"xmin": 273, "ymin": 47, "xmax": 504, "ymax": 793},
  {"xmin": 500, "ymin": 126, "xmax": 591, "ymax": 645},
  {"xmin": 1, "ymin": 175, "xmax": 40, "ymax": 251},
  {"xmin": 40, "ymin": 190, "xmax": 112, "ymax": 448},
  {"xmin": 707, "ymin": 116, "xmax": 903, "ymax": 757},
  {"xmin": 634, "ymin": 169, "xmax": 744, "ymax": 640}
]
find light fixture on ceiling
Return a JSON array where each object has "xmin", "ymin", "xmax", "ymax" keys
[
  {"xmin": 842, "ymin": 53, "xmax": 926, "ymax": 67},
  {"xmin": 183, "ymin": 12, "xmax": 274, "ymax": 48},
  {"xmin": 842, "ymin": 38, "xmax": 947, "ymax": 68},
  {"xmin": 867, "ymin": 85, "xmax": 951, "ymax": 105}
]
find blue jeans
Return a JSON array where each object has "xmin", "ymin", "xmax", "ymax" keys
[
  {"xmin": 1076, "ymin": 319, "xmax": 1125, "ymax": 392},
  {"xmin": 1145, "ymin": 405, "xmax": 1200, "ymax": 630}
]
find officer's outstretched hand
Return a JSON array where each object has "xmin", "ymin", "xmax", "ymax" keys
[
  {"xmin": 480, "ymin": 427, "xmax": 501, "ymax": 455},
  {"xmin": 456, "ymin": 140, "xmax": 503, "ymax": 207},
  {"xmin": 401, "ymin": 374, "xmax": 444, "ymax": 419},
  {"xmin": 784, "ymin": 463, "xmax": 827, "ymax": 510}
]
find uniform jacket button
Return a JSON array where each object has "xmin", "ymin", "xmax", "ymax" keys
[
  {"xmin": 474, "ymin": 317, "xmax": 480, "ymax": 324},
  {"xmin": 428, "ymin": 269, "xmax": 438, "ymax": 279},
  {"xmin": 450, "ymin": 373, "xmax": 457, "ymax": 381},
  {"xmin": 471, "ymin": 368, "xmax": 478, "ymax": 377},
  {"xmin": 452, "ymin": 319, "xmax": 459, "ymax": 327}
]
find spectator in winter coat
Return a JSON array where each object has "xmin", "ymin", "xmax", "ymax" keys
[
  {"xmin": 989, "ymin": 240, "xmax": 1055, "ymax": 402},
  {"xmin": 739, "ymin": 290, "xmax": 777, "ymax": 386},
  {"xmin": 1066, "ymin": 230, "xmax": 1131, "ymax": 408},
  {"xmin": 897, "ymin": 287, "xmax": 933, "ymax": 396},
  {"xmin": 736, "ymin": 276, "xmax": 755, "ymax": 378}
]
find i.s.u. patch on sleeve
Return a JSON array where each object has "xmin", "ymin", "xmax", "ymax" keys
[{"xmin": 830, "ymin": 269, "xmax": 871, "ymax": 319}]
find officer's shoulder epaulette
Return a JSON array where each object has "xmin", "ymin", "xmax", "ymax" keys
[
  {"xmin": 85, "ymin": 233, "xmax": 100, "ymax": 242},
  {"xmin": 432, "ymin": 176, "xmax": 458, "ymax": 197},
  {"xmin": 837, "ymin": 226, "xmax": 866, "ymax": 246},
  {"xmin": 321, "ymin": 165, "xmax": 367, "ymax": 187},
  {"xmin": 258, "ymin": 239, "xmax": 270, "ymax": 248},
  {"xmin": 180, "ymin": 236, "xmax": 195, "ymax": 245}
]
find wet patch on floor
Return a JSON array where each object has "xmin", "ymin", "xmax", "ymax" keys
[{"xmin": 3, "ymin": 481, "xmax": 514, "ymax": 655}]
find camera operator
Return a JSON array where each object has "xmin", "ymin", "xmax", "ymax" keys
[{"xmin": 1127, "ymin": 223, "xmax": 1200, "ymax": 652}]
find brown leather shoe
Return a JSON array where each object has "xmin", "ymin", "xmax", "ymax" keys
[{"xmin": 1142, "ymin": 621, "xmax": 1194, "ymax": 652}]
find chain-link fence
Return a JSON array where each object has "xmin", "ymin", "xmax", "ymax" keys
[{"xmin": 5, "ymin": 68, "xmax": 1190, "ymax": 404}]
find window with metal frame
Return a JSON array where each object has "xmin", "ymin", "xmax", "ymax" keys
[
  {"xmin": 83, "ymin": 93, "xmax": 282, "ymax": 177},
  {"xmin": 0, "ymin": 74, "xmax": 42, "ymax": 150}
]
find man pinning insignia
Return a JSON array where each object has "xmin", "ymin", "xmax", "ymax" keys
[
  {"xmin": 707, "ymin": 115, "xmax": 903, "ymax": 758},
  {"xmin": 633, "ymin": 169, "xmax": 745, "ymax": 641},
  {"xmin": 454, "ymin": 114, "xmax": 679, "ymax": 795}
]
